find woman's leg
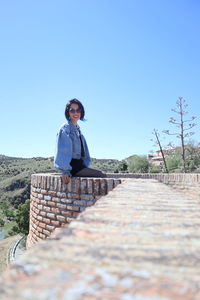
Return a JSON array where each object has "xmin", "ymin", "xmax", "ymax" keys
[{"xmin": 74, "ymin": 167, "xmax": 106, "ymax": 178}]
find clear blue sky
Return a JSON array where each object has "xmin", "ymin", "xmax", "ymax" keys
[{"xmin": 0, "ymin": 0, "xmax": 200, "ymax": 160}]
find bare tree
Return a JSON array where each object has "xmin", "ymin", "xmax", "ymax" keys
[
  {"xmin": 163, "ymin": 97, "xmax": 197, "ymax": 173},
  {"xmin": 151, "ymin": 129, "xmax": 169, "ymax": 173}
]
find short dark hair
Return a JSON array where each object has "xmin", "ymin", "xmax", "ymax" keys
[{"xmin": 65, "ymin": 98, "xmax": 85, "ymax": 121}]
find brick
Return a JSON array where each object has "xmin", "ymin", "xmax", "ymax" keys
[
  {"xmin": 52, "ymin": 197, "xmax": 60, "ymax": 202},
  {"xmin": 47, "ymin": 213, "xmax": 56, "ymax": 219},
  {"xmin": 87, "ymin": 201, "xmax": 94, "ymax": 206},
  {"xmin": 46, "ymin": 224, "xmax": 55, "ymax": 231},
  {"xmin": 62, "ymin": 182, "xmax": 69, "ymax": 192},
  {"xmin": 72, "ymin": 211, "xmax": 79, "ymax": 217},
  {"xmin": 107, "ymin": 179, "xmax": 114, "ymax": 192},
  {"xmin": 35, "ymin": 198, "xmax": 40, "ymax": 204},
  {"xmin": 51, "ymin": 207, "xmax": 60, "ymax": 214},
  {"xmin": 113, "ymin": 179, "xmax": 121, "ymax": 188},
  {"xmin": 60, "ymin": 222, "xmax": 69, "ymax": 227},
  {"xmin": 50, "ymin": 220, "xmax": 60, "ymax": 226},
  {"xmin": 67, "ymin": 193, "xmax": 80, "ymax": 199},
  {"xmin": 56, "ymin": 215, "xmax": 66, "ymax": 222},
  {"xmin": 57, "ymin": 203, "xmax": 67, "ymax": 210},
  {"xmin": 39, "ymin": 233, "xmax": 46, "ymax": 239},
  {"xmin": 60, "ymin": 198, "xmax": 73, "ymax": 204},
  {"xmin": 41, "ymin": 200, "xmax": 47, "ymax": 205},
  {"xmin": 31, "ymin": 191, "xmax": 38, "ymax": 198},
  {"xmin": 71, "ymin": 178, "xmax": 80, "ymax": 193},
  {"xmin": 48, "ymin": 201, "xmax": 56, "ymax": 207},
  {"xmin": 44, "ymin": 195, "xmax": 52, "ymax": 201},
  {"xmin": 42, "ymin": 176, "xmax": 47, "ymax": 189},
  {"xmin": 80, "ymin": 178, "xmax": 87, "ymax": 194},
  {"xmin": 40, "ymin": 211, "xmax": 47, "ymax": 217},
  {"xmin": 49, "ymin": 176, "xmax": 55, "ymax": 191},
  {"xmin": 37, "ymin": 226, "xmax": 43, "ymax": 233},
  {"xmin": 31, "ymin": 186, "xmax": 36, "ymax": 193},
  {"xmin": 53, "ymin": 176, "xmax": 59, "ymax": 190},
  {"xmin": 80, "ymin": 194, "xmax": 94, "ymax": 201},
  {"xmin": 33, "ymin": 202, "xmax": 38, "ymax": 209},
  {"xmin": 39, "ymin": 222, "xmax": 46, "ymax": 229},
  {"xmin": 87, "ymin": 179, "xmax": 94, "ymax": 194},
  {"xmin": 36, "ymin": 215, "xmax": 43, "ymax": 221},
  {"xmin": 43, "ymin": 229, "xmax": 51, "ymax": 236},
  {"xmin": 99, "ymin": 179, "xmax": 107, "ymax": 195},
  {"xmin": 48, "ymin": 190, "xmax": 57, "ymax": 197},
  {"xmin": 57, "ymin": 192, "xmax": 67, "ymax": 198},
  {"xmin": 32, "ymin": 222, "xmax": 37, "ymax": 230},
  {"xmin": 42, "ymin": 218, "xmax": 51, "ymax": 224},
  {"xmin": 46, "ymin": 176, "xmax": 50, "ymax": 189},
  {"xmin": 57, "ymin": 177, "xmax": 63, "ymax": 191},
  {"xmin": 43, "ymin": 206, "xmax": 51, "ymax": 212},
  {"xmin": 30, "ymin": 195, "xmax": 35, "ymax": 202},
  {"xmin": 41, "ymin": 189, "xmax": 48, "ymax": 194},
  {"xmin": 67, "ymin": 205, "xmax": 80, "ymax": 212},
  {"xmin": 61, "ymin": 211, "xmax": 74, "ymax": 217},
  {"xmin": 93, "ymin": 179, "xmax": 100, "ymax": 194},
  {"xmin": 73, "ymin": 200, "xmax": 86, "ymax": 206}
]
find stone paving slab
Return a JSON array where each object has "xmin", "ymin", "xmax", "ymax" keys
[{"xmin": 0, "ymin": 179, "xmax": 200, "ymax": 300}]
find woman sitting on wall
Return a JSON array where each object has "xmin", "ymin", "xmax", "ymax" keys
[{"xmin": 54, "ymin": 98, "xmax": 106, "ymax": 184}]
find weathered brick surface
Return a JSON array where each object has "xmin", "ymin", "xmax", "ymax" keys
[
  {"xmin": 1, "ymin": 179, "xmax": 200, "ymax": 299},
  {"xmin": 107, "ymin": 173, "xmax": 200, "ymax": 198}
]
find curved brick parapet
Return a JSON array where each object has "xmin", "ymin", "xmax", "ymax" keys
[
  {"xmin": 107, "ymin": 173, "xmax": 200, "ymax": 197},
  {"xmin": 27, "ymin": 174, "xmax": 121, "ymax": 248}
]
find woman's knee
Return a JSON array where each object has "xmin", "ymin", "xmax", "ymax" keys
[{"xmin": 75, "ymin": 167, "xmax": 106, "ymax": 178}]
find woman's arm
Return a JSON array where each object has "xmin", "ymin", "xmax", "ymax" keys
[
  {"xmin": 81, "ymin": 135, "xmax": 91, "ymax": 167},
  {"xmin": 54, "ymin": 127, "xmax": 73, "ymax": 175}
]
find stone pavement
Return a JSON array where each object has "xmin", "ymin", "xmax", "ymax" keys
[{"xmin": 0, "ymin": 179, "xmax": 200, "ymax": 300}]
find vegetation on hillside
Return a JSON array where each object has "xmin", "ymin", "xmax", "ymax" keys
[{"xmin": 0, "ymin": 156, "xmax": 56, "ymax": 235}]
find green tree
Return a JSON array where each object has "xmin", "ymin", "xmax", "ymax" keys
[
  {"xmin": 166, "ymin": 156, "xmax": 182, "ymax": 172},
  {"xmin": 185, "ymin": 142, "xmax": 200, "ymax": 172},
  {"xmin": 10, "ymin": 199, "xmax": 30, "ymax": 235},
  {"xmin": 0, "ymin": 218, "xmax": 5, "ymax": 227},
  {"xmin": 118, "ymin": 160, "xmax": 128, "ymax": 173},
  {"xmin": 127, "ymin": 155, "xmax": 149, "ymax": 173}
]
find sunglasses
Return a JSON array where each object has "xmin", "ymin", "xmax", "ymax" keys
[{"xmin": 69, "ymin": 108, "xmax": 82, "ymax": 114}]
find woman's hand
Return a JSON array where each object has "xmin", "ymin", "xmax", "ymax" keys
[{"xmin": 62, "ymin": 174, "xmax": 71, "ymax": 184}]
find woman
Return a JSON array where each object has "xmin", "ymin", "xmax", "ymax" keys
[{"xmin": 54, "ymin": 98, "xmax": 106, "ymax": 184}]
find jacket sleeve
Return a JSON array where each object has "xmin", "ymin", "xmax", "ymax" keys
[
  {"xmin": 54, "ymin": 128, "xmax": 72, "ymax": 175},
  {"xmin": 82, "ymin": 136, "xmax": 91, "ymax": 167}
]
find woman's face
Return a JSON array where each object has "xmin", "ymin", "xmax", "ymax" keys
[{"xmin": 69, "ymin": 103, "xmax": 81, "ymax": 124}]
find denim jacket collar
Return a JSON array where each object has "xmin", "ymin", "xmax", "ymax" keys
[{"xmin": 68, "ymin": 120, "xmax": 81, "ymax": 134}]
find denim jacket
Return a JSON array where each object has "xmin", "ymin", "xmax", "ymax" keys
[{"xmin": 54, "ymin": 121, "xmax": 90, "ymax": 175}]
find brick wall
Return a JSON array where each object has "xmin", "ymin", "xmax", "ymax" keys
[
  {"xmin": 27, "ymin": 172, "xmax": 200, "ymax": 248},
  {"xmin": 27, "ymin": 174, "xmax": 121, "ymax": 248},
  {"xmin": 156, "ymin": 173, "xmax": 200, "ymax": 197},
  {"xmin": 107, "ymin": 173, "xmax": 200, "ymax": 196}
]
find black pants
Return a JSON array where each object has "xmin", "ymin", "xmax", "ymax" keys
[
  {"xmin": 74, "ymin": 167, "xmax": 107, "ymax": 178},
  {"xmin": 70, "ymin": 159, "xmax": 106, "ymax": 178}
]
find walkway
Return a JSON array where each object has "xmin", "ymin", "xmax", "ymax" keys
[{"xmin": 0, "ymin": 179, "xmax": 200, "ymax": 300}]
